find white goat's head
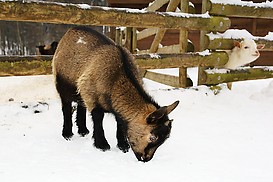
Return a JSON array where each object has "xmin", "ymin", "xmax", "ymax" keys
[
  {"xmin": 225, "ymin": 39, "xmax": 265, "ymax": 69},
  {"xmin": 235, "ymin": 39, "xmax": 264, "ymax": 63}
]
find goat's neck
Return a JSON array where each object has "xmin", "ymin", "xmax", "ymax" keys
[
  {"xmin": 229, "ymin": 47, "xmax": 241, "ymax": 60},
  {"xmin": 111, "ymin": 79, "xmax": 156, "ymax": 124}
]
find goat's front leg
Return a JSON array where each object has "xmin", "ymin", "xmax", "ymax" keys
[
  {"xmin": 115, "ymin": 115, "xmax": 130, "ymax": 153},
  {"xmin": 91, "ymin": 107, "xmax": 110, "ymax": 151}
]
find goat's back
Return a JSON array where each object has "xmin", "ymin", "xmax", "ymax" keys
[
  {"xmin": 52, "ymin": 26, "xmax": 141, "ymax": 110},
  {"xmin": 54, "ymin": 26, "xmax": 137, "ymax": 83}
]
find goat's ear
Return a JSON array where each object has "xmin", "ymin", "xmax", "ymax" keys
[
  {"xmin": 234, "ymin": 40, "xmax": 241, "ymax": 48},
  {"xmin": 146, "ymin": 101, "xmax": 179, "ymax": 124},
  {"xmin": 146, "ymin": 107, "xmax": 166, "ymax": 124},
  {"xmin": 257, "ymin": 44, "xmax": 265, "ymax": 50},
  {"xmin": 166, "ymin": 101, "xmax": 180, "ymax": 115}
]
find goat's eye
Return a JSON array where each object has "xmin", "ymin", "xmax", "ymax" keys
[
  {"xmin": 244, "ymin": 46, "xmax": 249, "ymax": 49},
  {"xmin": 149, "ymin": 135, "xmax": 158, "ymax": 143}
]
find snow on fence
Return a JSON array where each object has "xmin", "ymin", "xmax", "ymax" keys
[{"xmin": 0, "ymin": 0, "xmax": 273, "ymax": 88}]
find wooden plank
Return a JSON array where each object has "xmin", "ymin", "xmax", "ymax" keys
[
  {"xmin": 252, "ymin": 51, "xmax": 273, "ymax": 66},
  {"xmin": 135, "ymin": 52, "xmax": 228, "ymax": 69},
  {"xmin": 152, "ymin": 44, "xmax": 181, "ymax": 54},
  {"xmin": 204, "ymin": 68, "xmax": 273, "ymax": 84},
  {"xmin": 204, "ymin": 36, "xmax": 273, "ymax": 51},
  {"xmin": 208, "ymin": 1, "xmax": 273, "ymax": 19},
  {"xmin": 149, "ymin": 0, "xmax": 181, "ymax": 53},
  {"xmin": 0, "ymin": 52, "xmax": 228, "ymax": 76},
  {"xmin": 142, "ymin": 70, "xmax": 180, "ymax": 87},
  {"xmin": 0, "ymin": 1, "xmax": 230, "ymax": 31},
  {"xmin": 137, "ymin": 28, "xmax": 158, "ymax": 40}
]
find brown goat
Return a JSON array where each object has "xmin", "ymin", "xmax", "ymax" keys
[{"xmin": 52, "ymin": 26, "xmax": 179, "ymax": 162}]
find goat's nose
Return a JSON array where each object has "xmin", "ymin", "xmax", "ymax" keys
[
  {"xmin": 135, "ymin": 153, "xmax": 152, "ymax": 162},
  {"xmin": 253, "ymin": 50, "xmax": 260, "ymax": 57}
]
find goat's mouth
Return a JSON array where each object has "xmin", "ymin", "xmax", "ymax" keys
[
  {"xmin": 134, "ymin": 152, "xmax": 153, "ymax": 162},
  {"xmin": 252, "ymin": 53, "xmax": 260, "ymax": 57}
]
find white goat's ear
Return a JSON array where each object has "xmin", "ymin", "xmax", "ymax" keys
[
  {"xmin": 234, "ymin": 40, "xmax": 241, "ymax": 48},
  {"xmin": 257, "ymin": 44, "xmax": 265, "ymax": 50}
]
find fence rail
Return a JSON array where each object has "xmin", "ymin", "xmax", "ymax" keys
[
  {"xmin": 0, "ymin": 1, "xmax": 230, "ymax": 31},
  {"xmin": 204, "ymin": 68, "xmax": 273, "ymax": 85},
  {"xmin": 208, "ymin": 1, "xmax": 273, "ymax": 19},
  {"xmin": 204, "ymin": 36, "xmax": 273, "ymax": 51},
  {"xmin": 0, "ymin": 53, "xmax": 228, "ymax": 77}
]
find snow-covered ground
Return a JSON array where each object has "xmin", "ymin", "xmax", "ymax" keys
[{"xmin": 1, "ymin": 71, "xmax": 273, "ymax": 182}]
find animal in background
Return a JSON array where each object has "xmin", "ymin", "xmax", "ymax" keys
[
  {"xmin": 36, "ymin": 41, "xmax": 58, "ymax": 55},
  {"xmin": 52, "ymin": 26, "xmax": 179, "ymax": 162},
  {"xmin": 224, "ymin": 39, "xmax": 265, "ymax": 70}
]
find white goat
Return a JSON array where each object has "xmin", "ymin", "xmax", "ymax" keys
[{"xmin": 224, "ymin": 39, "xmax": 265, "ymax": 70}]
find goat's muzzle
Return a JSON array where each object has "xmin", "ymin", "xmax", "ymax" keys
[{"xmin": 134, "ymin": 152, "xmax": 154, "ymax": 162}]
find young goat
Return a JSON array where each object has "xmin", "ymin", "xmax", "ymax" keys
[
  {"xmin": 36, "ymin": 41, "xmax": 58, "ymax": 55},
  {"xmin": 224, "ymin": 39, "xmax": 264, "ymax": 70},
  {"xmin": 52, "ymin": 26, "xmax": 179, "ymax": 162}
]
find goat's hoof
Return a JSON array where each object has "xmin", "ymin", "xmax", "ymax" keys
[
  {"xmin": 78, "ymin": 128, "xmax": 89, "ymax": 137},
  {"xmin": 94, "ymin": 140, "xmax": 110, "ymax": 151},
  {"xmin": 62, "ymin": 132, "xmax": 74, "ymax": 140},
  {"xmin": 117, "ymin": 142, "xmax": 130, "ymax": 153}
]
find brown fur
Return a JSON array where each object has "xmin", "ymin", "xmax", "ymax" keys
[{"xmin": 53, "ymin": 26, "xmax": 179, "ymax": 162}]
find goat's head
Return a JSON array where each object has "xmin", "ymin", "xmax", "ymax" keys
[
  {"xmin": 234, "ymin": 39, "xmax": 265, "ymax": 63},
  {"xmin": 127, "ymin": 101, "xmax": 179, "ymax": 162}
]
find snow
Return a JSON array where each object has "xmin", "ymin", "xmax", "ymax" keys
[
  {"xmin": 208, "ymin": 29, "xmax": 273, "ymax": 42},
  {"xmin": 163, "ymin": 11, "xmax": 210, "ymax": 18},
  {"xmin": 197, "ymin": 49, "xmax": 211, "ymax": 56},
  {"xmin": 207, "ymin": 29, "xmax": 255, "ymax": 40},
  {"xmin": 1, "ymin": 73, "xmax": 273, "ymax": 182},
  {"xmin": 264, "ymin": 32, "xmax": 273, "ymax": 41},
  {"xmin": 205, "ymin": 68, "xmax": 229, "ymax": 74},
  {"xmin": 147, "ymin": 53, "xmax": 161, "ymax": 59},
  {"xmin": 211, "ymin": 0, "xmax": 273, "ymax": 8}
]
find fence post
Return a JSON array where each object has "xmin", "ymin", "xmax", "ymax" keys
[
  {"xmin": 198, "ymin": 0, "xmax": 210, "ymax": 85},
  {"xmin": 132, "ymin": 28, "xmax": 137, "ymax": 54},
  {"xmin": 178, "ymin": 0, "xmax": 189, "ymax": 88}
]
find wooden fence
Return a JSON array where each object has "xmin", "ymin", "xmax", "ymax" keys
[{"xmin": 0, "ymin": 0, "xmax": 273, "ymax": 88}]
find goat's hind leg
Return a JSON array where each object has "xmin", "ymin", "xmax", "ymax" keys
[
  {"xmin": 91, "ymin": 107, "xmax": 110, "ymax": 151},
  {"xmin": 61, "ymin": 99, "xmax": 74, "ymax": 140},
  {"xmin": 76, "ymin": 102, "xmax": 89, "ymax": 137}
]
